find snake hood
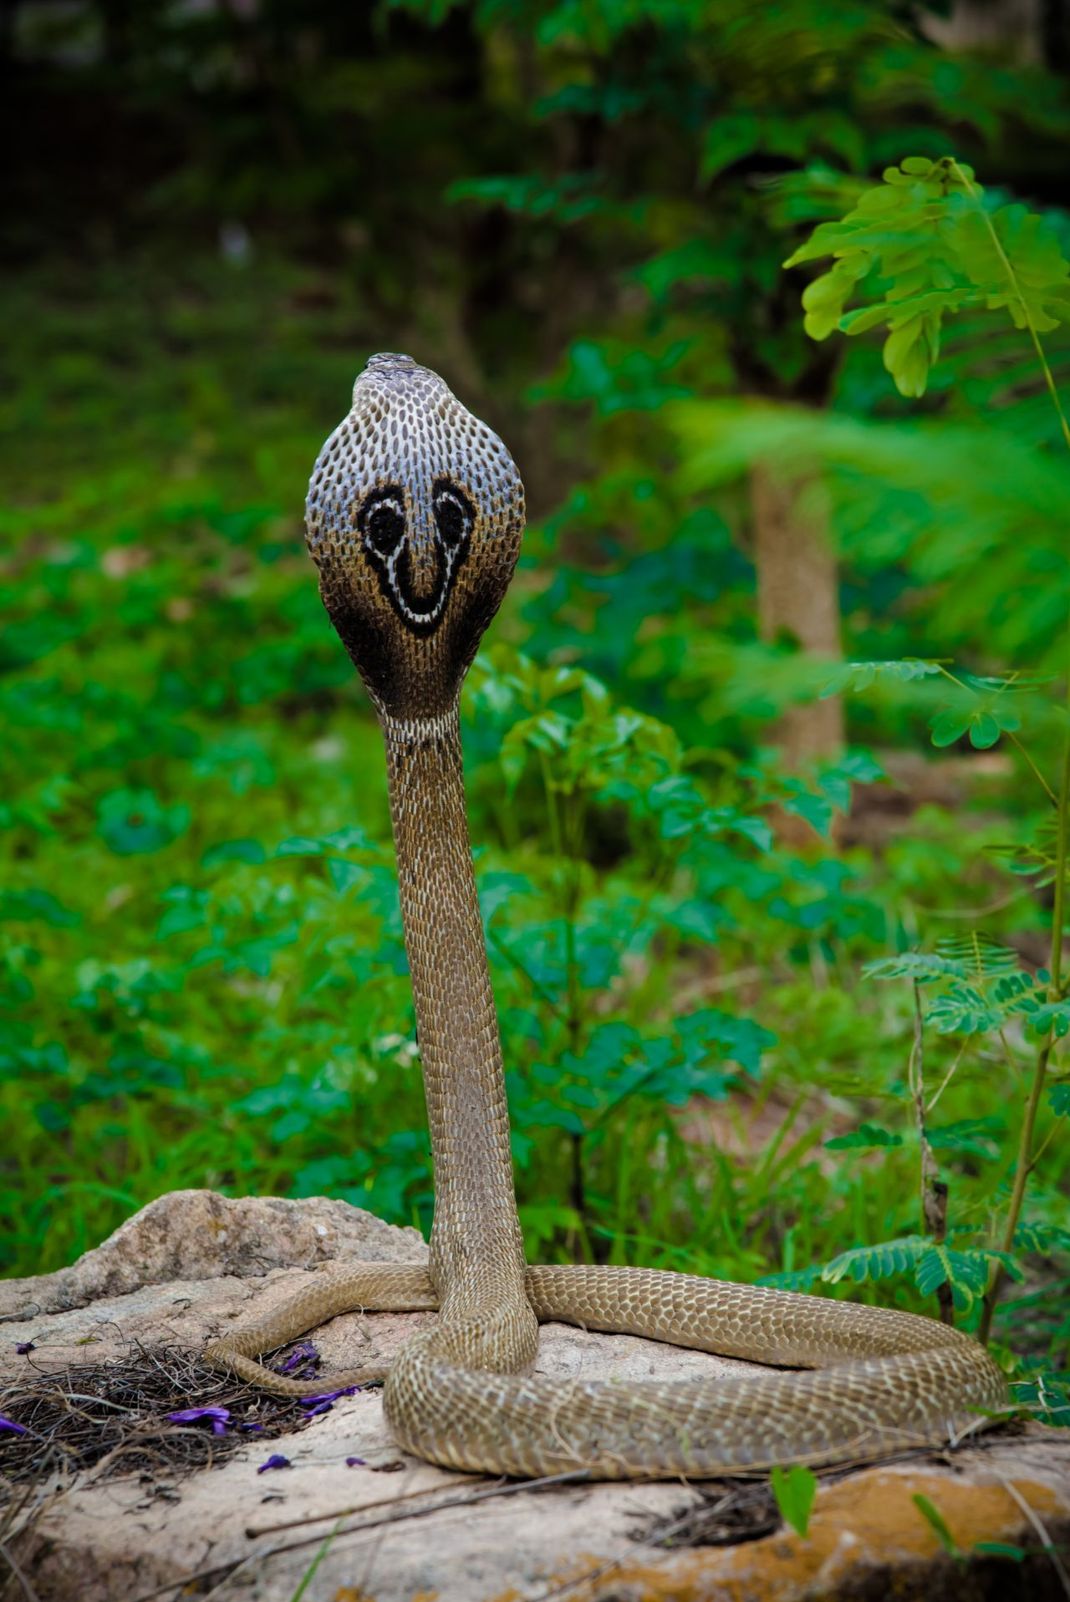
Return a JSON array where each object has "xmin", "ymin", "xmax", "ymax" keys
[{"xmin": 305, "ymin": 353, "xmax": 525, "ymax": 720}]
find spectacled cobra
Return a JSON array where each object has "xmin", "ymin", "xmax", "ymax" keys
[{"xmin": 203, "ymin": 352, "xmax": 1006, "ymax": 1478}]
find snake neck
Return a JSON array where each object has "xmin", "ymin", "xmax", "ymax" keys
[{"xmin": 380, "ymin": 707, "xmax": 531, "ymax": 1344}]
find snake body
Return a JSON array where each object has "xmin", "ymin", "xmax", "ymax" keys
[{"xmin": 203, "ymin": 353, "xmax": 1006, "ymax": 1478}]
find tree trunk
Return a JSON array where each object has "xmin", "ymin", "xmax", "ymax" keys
[
  {"xmin": 752, "ymin": 464, "xmax": 844, "ymax": 769},
  {"xmin": 925, "ymin": 0, "xmax": 1044, "ymax": 65}
]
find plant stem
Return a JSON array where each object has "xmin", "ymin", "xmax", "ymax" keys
[
  {"xmin": 940, "ymin": 155, "xmax": 1070, "ymax": 1346},
  {"xmin": 540, "ymin": 753, "xmax": 594, "ymax": 1257},
  {"xmin": 1007, "ymin": 732, "xmax": 1059, "ymax": 807},
  {"xmin": 909, "ymin": 983, "xmax": 954, "ymax": 1324},
  {"xmin": 947, "ymin": 158, "xmax": 1070, "ymax": 454},
  {"xmin": 979, "ymin": 728, "xmax": 1070, "ymax": 1343}
]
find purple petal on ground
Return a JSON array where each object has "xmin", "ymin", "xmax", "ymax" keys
[
  {"xmin": 15, "ymin": 1342, "xmax": 35, "ymax": 1355},
  {"xmin": 257, "ymin": 1454, "xmax": 291, "ymax": 1474},
  {"xmin": 300, "ymin": 1386, "xmax": 360, "ymax": 1409},
  {"xmin": 239, "ymin": 1422, "xmax": 264, "ymax": 1432},
  {"xmin": 345, "ymin": 1456, "xmax": 366, "ymax": 1467},
  {"xmin": 0, "ymin": 1416, "xmax": 28, "ymax": 1436},
  {"xmin": 167, "ymin": 1406, "xmax": 231, "ymax": 1436},
  {"xmin": 277, "ymin": 1341, "xmax": 320, "ymax": 1375}
]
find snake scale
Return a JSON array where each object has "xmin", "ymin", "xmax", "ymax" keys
[{"xmin": 203, "ymin": 352, "xmax": 1006, "ymax": 1478}]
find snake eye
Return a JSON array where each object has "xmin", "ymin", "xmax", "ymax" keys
[
  {"xmin": 432, "ymin": 479, "xmax": 474, "ymax": 551},
  {"xmin": 360, "ymin": 489, "xmax": 406, "ymax": 557}
]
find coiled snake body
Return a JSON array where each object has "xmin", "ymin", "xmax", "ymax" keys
[{"xmin": 204, "ymin": 353, "xmax": 1005, "ymax": 1478}]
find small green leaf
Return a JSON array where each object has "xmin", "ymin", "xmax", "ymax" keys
[
  {"xmin": 757, "ymin": 1265, "xmax": 822, "ymax": 1291},
  {"xmin": 326, "ymin": 858, "xmax": 366, "ymax": 894},
  {"xmin": 930, "ymin": 709, "xmax": 970, "ymax": 749},
  {"xmin": 913, "ymin": 1494, "xmax": 959, "ymax": 1556},
  {"xmin": 770, "ymin": 1464, "xmax": 817, "ymax": 1538},
  {"xmin": 968, "ymin": 711, "xmax": 1001, "ymax": 749},
  {"xmin": 825, "ymin": 1122, "xmax": 903, "ymax": 1151},
  {"xmin": 884, "ymin": 315, "xmax": 933, "ymax": 397},
  {"xmin": 780, "ymin": 786, "xmax": 834, "ymax": 837},
  {"xmin": 1049, "ymin": 1083, "xmax": 1070, "ymax": 1115},
  {"xmin": 97, "ymin": 788, "xmax": 190, "ymax": 855},
  {"xmin": 275, "ymin": 835, "xmax": 329, "ymax": 857},
  {"xmin": 0, "ymin": 888, "xmax": 80, "ymax": 926},
  {"xmin": 156, "ymin": 901, "xmax": 206, "ymax": 939},
  {"xmin": 201, "ymin": 838, "xmax": 266, "ymax": 868},
  {"xmin": 973, "ymin": 1542, "xmax": 1026, "ymax": 1561}
]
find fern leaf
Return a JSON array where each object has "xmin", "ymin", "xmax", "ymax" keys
[
  {"xmin": 820, "ymin": 1235, "xmax": 928, "ymax": 1286},
  {"xmin": 1013, "ymin": 1221, "xmax": 1070, "ymax": 1254},
  {"xmin": 927, "ymin": 982, "xmax": 1005, "ymax": 1035},
  {"xmin": 934, "ymin": 934, "xmax": 1019, "ymax": 978},
  {"xmin": 757, "ymin": 1265, "xmax": 823, "ymax": 1291},
  {"xmin": 863, "ymin": 950, "xmax": 967, "ymax": 983}
]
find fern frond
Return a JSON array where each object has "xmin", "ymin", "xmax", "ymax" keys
[
  {"xmin": 1014, "ymin": 1221, "xmax": 1070, "ymax": 1254},
  {"xmin": 933, "ymin": 933, "xmax": 1019, "ymax": 978},
  {"xmin": 915, "ymin": 1243, "xmax": 1020, "ymax": 1310},
  {"xmin": 820, "ymin": 1235, "xmax": 928, "ymax": 1286},
  {"xmin": 863, "ymin": 950, "xmax": 967, "ymax": 983}
]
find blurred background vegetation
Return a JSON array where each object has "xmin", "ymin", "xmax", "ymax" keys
[{"xmin": 3, "ymin": 0, "xmax": 1070, "ymax": 1400}]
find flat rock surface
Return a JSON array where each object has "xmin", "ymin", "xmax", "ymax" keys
[{"xmin": 2, "ymin": 1191, "xmax": 1069, "ymax": 1602}]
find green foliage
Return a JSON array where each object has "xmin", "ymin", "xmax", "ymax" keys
[
  {"xmin": 823, "ymin": 660, "xmax": 942, "ymax": 694},
  {"xmin": 786, "ymin": 158, "xmax": 1070, "ymax": 395},
  {"xmin": 820, "ymin": 1235, "xmax": 928, "ymax": 1286},
  {"xmin": 867, "ymin": 936, "xmax": 1070, "ymax": 1039},
  {"xmin": 675, "ymin": 400, "xmax": 1070, "ymax": 670},
  {"xmin": 97, "ymin": 789, "xmax": 191, "ymax": 856},
  {"xmin": 770, "ymin": 1464, "xmax": 817, "ymax": 1539},
  {"xmin": 770, "ymin": 1231, "xmax": 1024, "ymax": 1315},
  {"xmin": 824, "ymin": 1123, "xmax": 902, "ymax": 1151},
  {"xmin": 1011, "ymin": 1369, "xmax": 1070, "ymax": 1428}
]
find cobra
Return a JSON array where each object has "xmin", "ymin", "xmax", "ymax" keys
[{"xmin": 203, "ymin": 352, "xmax": 1006, "ymax": 1478}]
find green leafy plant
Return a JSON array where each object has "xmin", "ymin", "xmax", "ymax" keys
[
  {"xmin": 785, "ymin": 157, "xmax": 1070, "ymax": 401},
  {"xmin": 785, "ymin": 161, "xmax": 1070, "ymax": 1351}
]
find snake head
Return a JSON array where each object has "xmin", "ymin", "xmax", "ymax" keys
[{"xmin": 305, "ymin": 353, "xmax": 525, "ymax": 720}]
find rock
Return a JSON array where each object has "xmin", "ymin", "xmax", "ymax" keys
[
  {"xmin": 0, "ymin": 1189, "xmax": 427, "ymax": 1320},
  {"xmin": 2, "ymin": 1190, "xmax": 1069, "ymax": 1602}
]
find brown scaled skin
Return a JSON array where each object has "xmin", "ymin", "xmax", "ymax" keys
[{"xmin": 203, "ymin": 354, "xmax": 1006, "ymax": 1479}]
